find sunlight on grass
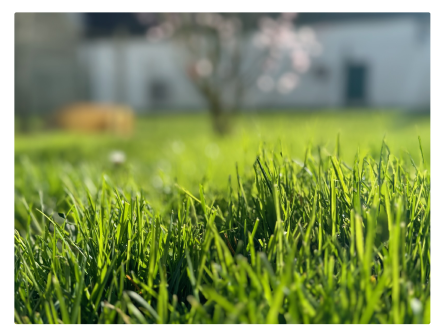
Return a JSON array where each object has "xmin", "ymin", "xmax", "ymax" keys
[{"xmin": 14, "ymin": 110, "xmax": 430, "ymax": 323}]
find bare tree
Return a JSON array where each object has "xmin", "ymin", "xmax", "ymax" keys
[{"xmin": 138, "ymin": 13, "xmax": 321, "ymax": 134}]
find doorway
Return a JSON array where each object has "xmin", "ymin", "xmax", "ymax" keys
[{"xmin": 345, "ymin": 63, "xmax": 368, "ymax": 106}]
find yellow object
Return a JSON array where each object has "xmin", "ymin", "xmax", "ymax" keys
[{"xmin": 55, "ymin": 102, "xmax": 134, "ymax": 136}]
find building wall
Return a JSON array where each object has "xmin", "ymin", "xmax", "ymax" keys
[
  {"xmin": 80, "ymin": 17, "xmax": 429, "ymax": 112},
  {"xmin": 16, "ymin": 14, "xmax": 429, "ymax": 115},
  {"xmin": 79, "ymin": 38, "xmax": 206, "ymax": 112},
  {"xmin": 256, "ymin": 17, "xmax": 430, "ymax": 109}
]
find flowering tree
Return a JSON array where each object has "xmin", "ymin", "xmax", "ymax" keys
[{"xmin": 137, "ymin": 13, "xmax": 321, "ymax": 134}]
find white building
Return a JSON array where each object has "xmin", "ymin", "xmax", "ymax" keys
[
  {"xmin": 263, "ymin": 15, "xmax": 430, "ymax": 110},
  {"xmin": 16, "ymin": 13, "xmax": 430, "ymax": 115},
  {"xmin": 80, "ymin": 14, "xmax": 429, "ymax": 111},
  {"xmin": 78, "ymin": 38, "xmax": 206, "ymax": 112}
]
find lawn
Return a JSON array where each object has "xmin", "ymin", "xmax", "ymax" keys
[{"xmin": 14, "ymin": 110, "xmax": 430, "ymax": 323}]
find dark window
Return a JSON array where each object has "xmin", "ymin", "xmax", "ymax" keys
[
  {"xmin": 148, "ymin": 79, "xmax": 170, "ymax": 106},
  {"xmin": 345, "ymin": 63, "xmax": 367, "ymax": 105},
  {"xmin": 313, "ymin": 64, "xmax": 329, "ymax": 80}
]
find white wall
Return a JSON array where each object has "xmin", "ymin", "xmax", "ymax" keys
[
  {"xmin": 79, "ymin": 39, "xmax": 206, "ymax": 111},
  {"xmin": 262, "ymin": 17, "xmax": 430, "ymax": 109},
  {"xmin": 79, "ymin": 17, "xmax": 430, "ymax": 111}
]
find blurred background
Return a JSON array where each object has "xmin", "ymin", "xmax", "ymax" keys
[
  {"xmin": 14, "ymin": 13, "xmax": 430, "ymax": 227},
  {"xmin": 15, "ymin": 13, "xmax": 429, "ymax": 124}
]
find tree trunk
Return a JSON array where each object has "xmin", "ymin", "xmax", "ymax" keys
[{"xmin": 209, "ymin": 102, "xmax": 230, "ymax": 135}]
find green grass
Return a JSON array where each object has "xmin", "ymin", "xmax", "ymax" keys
[{"xmin": 14, "ymin": 111, "xmax": 430, "ymax": 323}]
